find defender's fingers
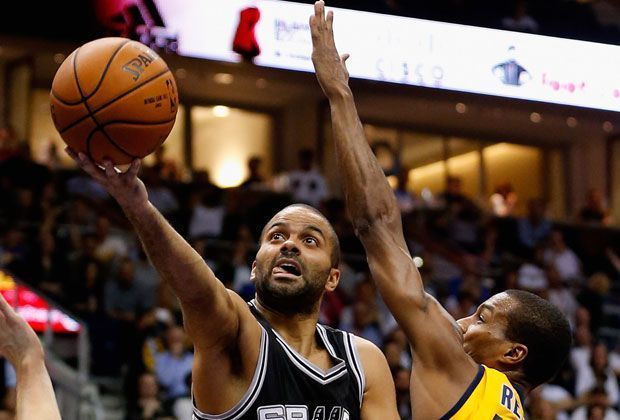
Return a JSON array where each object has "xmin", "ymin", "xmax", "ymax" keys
[
  {"xmin": 315, "ymin": 1, "xmax": 325, "ymax": 22},
  {"xmin": 327, "ymin": 10, "xmax": 334, "ymax": 30}
]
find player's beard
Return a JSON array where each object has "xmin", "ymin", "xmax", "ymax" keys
[{"xmin": 254, "ymin": 257, "xmax": 329, "ymax": 316}]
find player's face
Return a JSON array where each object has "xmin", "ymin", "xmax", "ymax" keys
[
  {"xmin": 252, "ymin": 207, "xmax": 340, "ymax": 315},
  {"xmin": 456, "ymin": 293, "xmax": 515, "ymax": 369}
]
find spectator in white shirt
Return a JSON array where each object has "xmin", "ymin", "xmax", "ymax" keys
[
  {"xmin": 544, "ymin": 230, "xmax": 582, "ymax": 283},
  {"xmin": 574, "ymin": 343, "xmax": 619, "ymax": 407},
  {"xmin": 546, "ymin": 266, "xmax": 579, "ymax": 327},
  {"xmin": 275, "ymin": 149, "xmax": 328, "ymax": 207}
]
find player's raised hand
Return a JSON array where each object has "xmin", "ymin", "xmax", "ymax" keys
[
  {"xmin": 310, "ymin": 1, "xmax": 351, "ymax": 99},
  {"xmin": 0, "ymin": 293, "xmax": 43, "ymax": 367},
  {"xmin": 65, "ymin": 147, "xmax": 148, "ymax": 210}
]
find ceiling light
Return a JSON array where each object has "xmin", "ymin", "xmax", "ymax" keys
[
  {"xmin": 213, "ymin": 73, "xmax": 234, "ymax": 85},
  {"xmin": 212, "ymin": 105, "xmax": 230, "ymax": 118},
  {"xmin": 529, "ymin": 112, "xmax": 542, "ymax": 123}
]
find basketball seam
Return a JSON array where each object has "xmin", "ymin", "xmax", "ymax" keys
[
  {"xmin": 51, "ymin": 39, "xmax": 131, "ymax": 106},
  {"xmin": 100, "ymin": 117, "xmax": 177, "ymax": 127},
  {"xmin": 74, "ymin": 47, "xmax": 136, "ymax": 161},
  {"xmin": 59, "ymin": 68, "xmax": 172, "ymax": 134},
  {"xmin": 85, "ymin": 39, "xmax": 132, "ymax": 100}
]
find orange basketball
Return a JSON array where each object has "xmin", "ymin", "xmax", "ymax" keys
[{"xmin": 50, "ymin": 37, "xmax": 178, "ymax": 165}]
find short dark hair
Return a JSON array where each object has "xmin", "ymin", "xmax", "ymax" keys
[
  {"xmin": 260, "ymin": 204, "xmax": 340, "ymax": 268},
  {"xmin": 504, "ymin": 290, "xmax": 572, "ymax": 387}
]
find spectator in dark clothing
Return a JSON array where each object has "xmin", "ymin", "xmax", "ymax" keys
[
  {"xmin": 578, "ymin": 189, "xmax": 611, "ymax": 226},
  {"xmin": 240, "ymin": 156, "xmax": 266, "ymax": 190},
  {"xmin": 126, "ymin": 373, "xmax": 174, "ymax": 420},
  {"xmin": 517, "ymin": 198, "xmax": 551, "ymax": 253},
  {"xmin": 105, "ymin": 258, "xmax": 151, "ymax": 322},
  {"xmin": 577, "ymin": 273, "xmax": 611, "ymax": 335},
  {"xmin": 68, "ymin": 233, "xmax": 105, "ymax": 316},
  {"xmin": 0, "ymin": 142, "xmax": 50, "ymax": 194}
]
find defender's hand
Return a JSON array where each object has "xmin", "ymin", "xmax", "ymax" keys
[
  {"xmin": 310, "ymin": 1, "xmax": 351, "ymax": 99},
  {"xmin": 65, "ymin": 147, "xmax": 148, "ymax": 211}
]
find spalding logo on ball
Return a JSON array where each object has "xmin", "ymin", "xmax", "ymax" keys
[{"xmin": 50, "ymin": 37, "xmax": 178, "ymax": 165}]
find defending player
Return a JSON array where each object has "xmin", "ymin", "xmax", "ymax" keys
[{"xmin": 310, "ymin": 2, "xmax": 571, "ymax": 418}]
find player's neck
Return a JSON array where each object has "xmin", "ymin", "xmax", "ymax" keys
[
  {"xmin": 504, "ymin": 370, "xmax": 531, "ymax": 395},
  {"xmin": 255, "ymin": 299, "xmax": 321, "ymax": 356}
]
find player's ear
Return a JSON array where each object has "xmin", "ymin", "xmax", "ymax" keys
[
  {"xmin": 250, "ymin": 261, "xmax": 258, "ymax": 282},
  {"xmin": 325, "ymin": 268, "xmax": 340, "ymax": 292},
  {"xmin": 503, "ymin": 343, "xmax": 528, "ymax": 366}
]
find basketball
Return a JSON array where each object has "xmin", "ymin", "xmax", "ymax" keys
[{"xmin": 50, "ymin": 37, "xmax": 178, "ymax": 165}]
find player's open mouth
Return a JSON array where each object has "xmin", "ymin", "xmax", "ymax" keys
[{"xmin": 273, "ymin": 259, "xmax": 302, "ymax": 276}]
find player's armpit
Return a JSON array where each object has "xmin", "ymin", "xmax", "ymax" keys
[
  {"xmin": 354, "ymin": 336, "xmax": 400, "ymax": 420},
  {"xmin": 190, "ymin": 291, "xmax": 263, "ymax": 415}
]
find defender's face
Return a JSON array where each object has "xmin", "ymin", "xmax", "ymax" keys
[
  {"xmin": 252, "ymin": 207, "xmax": 339, "ymax": 315},
  {"xmin": 456, "ymin": 293, "xmax": 515, "ymax": 369}
]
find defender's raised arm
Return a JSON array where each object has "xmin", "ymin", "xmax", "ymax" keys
[{"xmin": 310, "ymin": 2, "xmax": 480, "ymax": 417}]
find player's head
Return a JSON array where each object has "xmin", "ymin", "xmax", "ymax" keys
[
  {"xmin": 251, "ymin": 204, "xmax": 341, "ymax": 315},
  {"xmin": 456, "ymin": 290, "xmax": 571, "ymax": 388}
]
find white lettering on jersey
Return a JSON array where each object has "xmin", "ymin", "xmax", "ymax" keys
[{"xmin": 257, "ymin": 405, "xmax": 349, "ymax": 420}]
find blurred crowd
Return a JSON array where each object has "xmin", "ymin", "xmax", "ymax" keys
[{"xmin": 0, "ymin": 126, "xmax": 619, "ymax": 420}]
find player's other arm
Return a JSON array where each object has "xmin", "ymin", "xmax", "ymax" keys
[
  {"xmin": 354, "ymin": 337, "xmax": 400, "ymax": 420},
  {"xmin": 310, "ymin": 1, "xmax": 474, "ymax": 371},
  {"xmin": 0, "ymin": 294, "xmax": 61, "ymax": 420}
]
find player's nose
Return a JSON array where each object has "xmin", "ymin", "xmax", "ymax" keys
[{"xmin": 280, "ymin": 239, "xmax": 300, "ymax": 255}]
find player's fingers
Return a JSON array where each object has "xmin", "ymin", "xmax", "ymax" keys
[
  {"xmin": 102, "ymin": 160, "xmax": 118, "ymax": 179},
  {"xmin": 0, "ymin": 293, "xmax": 10, "ymax": 312},
  {"xmin": 314, "ymin": 1, "xmax": 324, "ymax": 21},
  {"xmin": 65, "ymin": 146, "xmax": 79, "ymax": 161},
  {"xmin": 76, "ymin": 153, "xmax": 108, "ymax": 183},
  {"xmin": 127, "ymin": 159, "xmax": 141, "ymax": 178},
  {"xmin": 341, "ymin": 53, "xmax": 350, "ymax": 63},
  {"xmin": 0, "ymin": 293, "xmax": 15, "ymax": 317},
  {"xmin": 309, "ymin": 15, "xmax": 318, "ymax": 37},
  {"xmin": 327, "ymin": 10, "xmax": 334, "ymax": 30}
]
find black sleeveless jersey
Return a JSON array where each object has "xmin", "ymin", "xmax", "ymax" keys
[{"xmin": 192, "ymin": 300, "xmax": 365, "ymax": 420}]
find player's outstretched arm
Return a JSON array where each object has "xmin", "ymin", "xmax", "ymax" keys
[
  {"xmin": 310, "ymin": 1, "xmax": 476, "ymax": 378},
  {"xmin": 0, "ymin": 294, "xmax": 61, "ymax": 420},
  {"xmin": 66, "ymin": 149, "xmax": 262, "ymax": 413}
]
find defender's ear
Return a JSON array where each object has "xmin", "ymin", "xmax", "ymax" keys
[{"xmin": 502, "ymin": 343, "xmax": 528, "ymax": 366}]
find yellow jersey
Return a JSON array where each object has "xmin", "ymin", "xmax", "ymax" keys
[{"xmin": 441, "ymin": 365, "xmax": 525, "ymax": 420}]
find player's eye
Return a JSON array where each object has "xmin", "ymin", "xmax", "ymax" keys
[
  {"xmin": 270, "ymin": 232, "xmax": 284, "ymax": 241},
  {"xmin": 304, "ymin": 237, "xmax": 318, "ymax": 245}
]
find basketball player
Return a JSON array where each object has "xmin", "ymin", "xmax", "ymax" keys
[
  {"xmin": 310, "ymin": 2, "xmax": 571, "ymax": 418},
  {"xmin": 65, "ymin": 144, "xmax": 398, "ymax": 419},
  {"xmin": 0, "ymin": 293, "xmax": 61, "ymax": 420}
]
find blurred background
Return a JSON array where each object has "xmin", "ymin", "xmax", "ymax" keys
[{"xmin": 1, "ymin": 0, "xmax": 620, "ymax": 419}]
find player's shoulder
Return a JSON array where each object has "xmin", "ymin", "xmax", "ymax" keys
[{"xmin": 348, "ymin": 334, "xmax": 387, "ymax": 366}]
